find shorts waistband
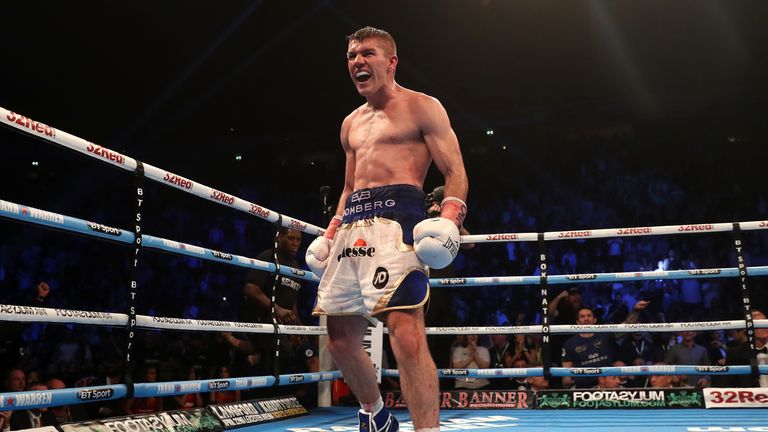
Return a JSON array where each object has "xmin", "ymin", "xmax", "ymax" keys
[{"xmin": 342, "ymin": 184, "xmax": 426, "ymax": 225}]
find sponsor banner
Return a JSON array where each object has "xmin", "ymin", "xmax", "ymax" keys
[
  {"xmin": 572, "ymin": 389, "xmax": 665, "ymax": 409},
  {"xmin": 0, "ymin": 304, "xmax": 47, "ymax": 317},
  {"xmin": 704, "ymin": 388, "xmax": 768, "ymax": 408},
  {"xmin": 0, "ymin": 386, "xmax": 124, "ymax": 411},
  {"xmin": 87, "ymin": 222, "xmax": 122, "ymax": 237},
  {"xmin": 60, "ymin": 408, "xmax": 221, "ymax": 432},
  {"xmin": 0, "ymin": 391, "xmax": 54, "ymax": 409},
  {"xmin": 485, "ymin": 233, "xmax": 518, "ymax": 241},
  {"xmin": 537, "ymin": 388, "xmax": 703, "ymax": 409},
  {"xmin": 566, "ymin": 274, "xmax": 597, "ymax": 281},
  {"xmin": 437, "ymin": 278, "xmax": 466, "ymax": 285},
  {"xmin": 383, "ymin": 390, "xmax": 532, "ymax": 410},
  {"xmin": 4, "ymin": 111, "xmax": 56, "ymax": 138},
  {"xmin": 76, "ymin": 387, "xmax": 115, "ymax": 402},
  {"xmin": 208, "ymin": 396, "xmax": 307, "ymax": 428}
]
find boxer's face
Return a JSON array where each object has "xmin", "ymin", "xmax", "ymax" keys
[{"xmin": 347, "ymin": 37, "xmax": 397, "ymax": 97}]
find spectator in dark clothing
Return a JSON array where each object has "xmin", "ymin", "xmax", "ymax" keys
[
  {"xmin": 620, "ymin": 332, "xmax": 654, "ymax": 366},
  {"xmin": 720, "ymin": 328, "xmax": 759, "ymax": 387},
  {"xmin": 244, "ymin": 228, "xmax": 304, "ymax": 326},
  {"xmin": 651, "ymin": 333, "xmax": 674, "ymax": 363},
  {"xmin": 664, "ymin": 331, "xmax": 710, "ymax": 388},
  {"xmin": 562, "ymin": 302, "xmax": 648, "ymax": 388},
  {"xmin": 549, "ymin": 287, "xmax": 582, "ymax": 327},
  {"xmin": 224, "ymin": 228, "xmax": 304, "ymax": 378},
  {"xmin": 721, "ymin": 310, "xmax": 768, "ymax": 388},
  {"xmin": 548, "ymin": 286, "xmax": 583, "ymax": 388}
]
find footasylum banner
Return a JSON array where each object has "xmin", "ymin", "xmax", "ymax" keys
[{"xmin": 536, "ymin": 388, "xmax": 703, "ymax": 409}]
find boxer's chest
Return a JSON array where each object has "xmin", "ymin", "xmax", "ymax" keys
[{"xmin": 350, "ymin": 108, "xmax": 422, "ymax": 149}]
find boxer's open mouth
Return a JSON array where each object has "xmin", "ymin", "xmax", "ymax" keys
[{"xmin": 355, "ymin": 71, "xmax": 371, "ymax": 82}]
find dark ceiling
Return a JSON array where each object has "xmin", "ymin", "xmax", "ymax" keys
[{"xmin": 2, "ymin": 0, "xmax": 766, "ymax": 156}]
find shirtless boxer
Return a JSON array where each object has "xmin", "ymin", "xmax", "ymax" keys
[{"xmin": 306, "ymin": 27, "xmax": 468, "ymax": 432}]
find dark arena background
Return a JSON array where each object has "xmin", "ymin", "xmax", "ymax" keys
[{"xmin": 2, "ymin": 1, "xmax": 768, "ymax": 431}]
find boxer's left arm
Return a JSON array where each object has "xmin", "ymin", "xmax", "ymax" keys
[
  {"xmin": 418, "ymin": 96, "xmax": 468, "ymax": 212},
  {"xmin": 412, "ymin": 97, "xmax": 468, "ymax": 268},
  {"xmin": 334, "ymin": 114, "xmax": 356, "ymax": 223}
]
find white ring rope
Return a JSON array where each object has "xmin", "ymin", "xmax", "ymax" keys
[
  {"xmin": 462, "ymin": 221, "xmax": 768, "ymax": 244},
  {"xmin": 0, "ymin": 198, "xmax": 320, "ymax": 283},
  {"xmin": 5, "ymin": 303, "xmax": 762, "ymax": 336},
  {"xmin": 430, "ymin": 266, "xmax": 768, "ymax": 287},
  {"xmin": 0, "ymin": 107, "xmax": 324, "ymax": 236},
  {"xmin": 0, "ymin": 304, "xmax": 326, "ymax": 335},
  {"xmin": 415, "ymin": 320, "xmax": 768, "ymax": 335}
]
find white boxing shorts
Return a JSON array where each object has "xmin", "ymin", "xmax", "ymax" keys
[{"xmin": 313, "ymin": 184, "xmax": 430, "ymax": 321}]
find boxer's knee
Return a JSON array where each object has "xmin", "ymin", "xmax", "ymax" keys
[
  {"xmin": 327, "ymin": 316, "xmax": 368, "ymax": 359},
  {"xmin": 390, "ymin": 325, "xmax": 428, "ymax": 363}
]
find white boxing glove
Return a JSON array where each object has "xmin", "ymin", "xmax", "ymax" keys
[
  {"xmin": 306, "ymin": 236, "xmax": 332, "ymax": 276},
  {"xmin": 306, "ymin": 215, "xmax": 343, "ymax": 277},
  {"xmin": 413, "ymin": 217, "xmax": 461, "ymax": 269}
]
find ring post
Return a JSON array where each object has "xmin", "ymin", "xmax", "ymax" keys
[
  {"xmin": 732, "ymin": 222, "xmax": 760, "ymax": 378},
  {"xmin": 538, "ymin": 232, "xmax": 552, "ymax": 378},
  {"xmin": 317, "ymin": 186, "xmax": 333, "ymax": 408},
  {"xmin": 270, "ymin": 215, "xmax": 284, "ymax": 386},
  {"xmin": 124, "ymin": 160, "xmax": 146, "ymax": 398}
]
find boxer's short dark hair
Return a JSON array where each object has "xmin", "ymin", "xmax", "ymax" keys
[{"xmin": 347, "ymin": 26, "xmax": 397, "ymax": 55}]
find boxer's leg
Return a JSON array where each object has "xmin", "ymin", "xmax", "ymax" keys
[{"xmin": 385, "ymin": 307, "xmax": 439, "ymax": 429}]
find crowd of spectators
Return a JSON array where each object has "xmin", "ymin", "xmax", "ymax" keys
[{"xmin": 1, "ymin": 127, "xmax": 767, "ymax": 422}]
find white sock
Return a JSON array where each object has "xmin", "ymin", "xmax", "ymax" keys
[
  {"xmin": 361, "ymin": 396, "xmax": 384, "ymax": 414},
  {"xmin": 415, "ymin": 428, "xmax": 440, "ymax": 432}
]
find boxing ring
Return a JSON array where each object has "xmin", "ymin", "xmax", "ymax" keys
[{"xmin": 2, "ymin": 107, "xmax": 768, "ymax": 431}]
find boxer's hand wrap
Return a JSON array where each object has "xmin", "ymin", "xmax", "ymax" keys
[
  {"xmin": 413, "ymin": 217, "xmax": 461, "ymax": 269},
  {"xmin": 306, "ymin": 216, "xmax": 342, "ymax": 276},
  {"xmin": 440, "ymin": 197, "xmax": 468, "ymax": 228},
  {"xmin": 323, "ymin": 215, "xmax": 343, "ymax": 240}
]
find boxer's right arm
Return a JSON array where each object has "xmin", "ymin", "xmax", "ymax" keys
[
  {"xmin": 306, "ymin": 115, "xmax": 356, "ymax": 276},
  {"xmin": 332, "ymin": 114, "xmax": 356, "ymax": 228}
]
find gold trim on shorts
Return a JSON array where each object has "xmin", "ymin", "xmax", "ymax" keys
[{"xmin": 371, "ymin": 267, "xmax": 430, "ymax": 316}]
